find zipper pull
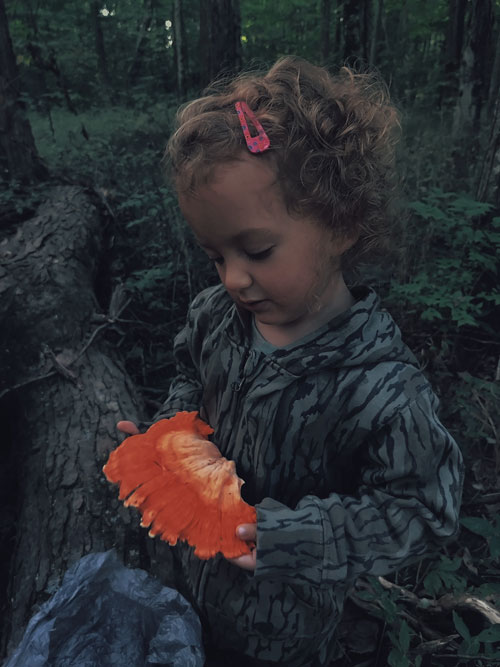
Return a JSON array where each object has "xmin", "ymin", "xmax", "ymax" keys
[{"xmin": 231, "ymin": 378, "xmax": 243, "ymax": 392}]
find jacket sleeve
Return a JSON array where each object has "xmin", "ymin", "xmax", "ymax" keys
[{"xmin": 254, "ymin": 392, "xmax": 464, "ymax": 589}]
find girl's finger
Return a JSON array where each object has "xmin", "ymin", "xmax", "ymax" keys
[{"xmin": 116, "ymin": 420, "xmax": 140, "ymax": 435}]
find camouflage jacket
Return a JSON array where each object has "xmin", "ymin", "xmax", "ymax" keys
[{"xmin": 157, "ymin": 284, "xmax": 463, "ymax": 666}]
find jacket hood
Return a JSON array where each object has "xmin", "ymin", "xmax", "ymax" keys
[{"xmin": 223, "ymin": 285, "xmax": 419, "ymax": 377}]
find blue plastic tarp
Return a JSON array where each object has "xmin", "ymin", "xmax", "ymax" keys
[{"xmin": 5, "ymin": 550, "xmax": 204, "ymax": 667}]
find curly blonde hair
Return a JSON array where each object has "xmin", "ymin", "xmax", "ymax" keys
[{"xmin": 166, "ymin": 56, "xmax": 401, "ymax": 266}]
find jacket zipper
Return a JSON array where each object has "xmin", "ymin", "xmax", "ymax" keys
[
  {"xmin": 195, "ymin": 345, "xmax": 252, "ymax": 607},
  {"xmin": 231, "ymin": 347, "xmax": 252, "ymax": 392}
]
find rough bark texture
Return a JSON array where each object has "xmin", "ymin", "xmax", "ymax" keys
[{"xmin": 0, "ymin": 187, "xmax": 148, "ymax": 658}]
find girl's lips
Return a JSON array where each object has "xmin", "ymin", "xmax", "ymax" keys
[{"xmin": 239, "ymin": 299, "xmax": 268, "ymax": 310}]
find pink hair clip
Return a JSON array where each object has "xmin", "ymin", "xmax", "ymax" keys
[{"xmin": 235, "ymin": 101, "xmax": 270, "ymax": 154}]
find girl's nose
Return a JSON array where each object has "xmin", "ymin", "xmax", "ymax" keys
[{"xmin": 220, "ymin": 260, "xmax": 253, "ymax": 292}]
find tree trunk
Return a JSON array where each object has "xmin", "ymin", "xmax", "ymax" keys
[
  {"xmin": 128, "ymin": 0, "xmax": 155, "ymax": 87},
  {"xmin": 369, "ymin": 0, "xmax": 382, "ymax": 66},
  {"xmin": 174, "ymin": 0, "xmax": 187, "ymax": 97},
  {"xmin": 199, "ymin": 0, "xmax": 242, "ymax": 87},
  {"xmin": 487, "ymin": 28, "xmax": 500, "ymax": 119},
  {"xmin": 92, "ymin": 0, "xmax": 112, "ymax": 92},
  {"xmin": 443, "ymin": 0, "xmax": 467, "ymax": 100},
  {"xmin": 453, "ymin": 0, "xmax": 493, "ymax": 138},
  {"xmin": 476, "ymin": 89, "xmax": 500, "ymax": 205},
  {"xmin": 0, "ymin": 187, "xmax": 149, "ymax": 658},
  {"xmin": 360, "ymin": 0, "xmax": 371, "ymax": 62},
  {"xmin": 0, "ymin": 0, "xmax": 46, "ymax": 182},
  {"xmin": 343, "ymin": 0, "xmax": 361, "ymax": 61},
  {"xmin": 319, "ymin": 0, "xmax": 331, "ymax": 63}
]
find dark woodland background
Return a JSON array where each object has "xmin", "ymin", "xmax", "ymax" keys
[{"xmin": 1, "ymin": 1, "xmax": 500, "ymax": 665}]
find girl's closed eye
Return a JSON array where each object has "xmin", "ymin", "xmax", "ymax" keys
[
  {"xmin": 246, "ymin": 247, "xmax": 274, "ymax": 261},
  {"xmin": 207, "ymin": 247, "xmax": 275, "ymax": 265}
]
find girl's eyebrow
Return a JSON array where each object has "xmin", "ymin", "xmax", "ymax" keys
[
  {"xmin": 196, "ymin": 228, "xmax": 277, "ymax": 250},
  {"xmin": 233, "ymin": 228, "xmax": 276, "ymax": 243}
]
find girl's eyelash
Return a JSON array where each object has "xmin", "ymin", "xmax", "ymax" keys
[
  {"xmin": 210, "ymin": 247, "xmax": 274, "ymax": 265},
  {"xmin": 246, "ymin": 247, "xmax": 274, "ymax": 261}
]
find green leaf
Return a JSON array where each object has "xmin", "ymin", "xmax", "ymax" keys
[
  {"xmin": 461, "ymin": 517, "xmax": 496, "ymax": 538},
  {"xmin": 423, "ymin": 571, "xmax": 442, "ymax": 597},
  {"xmin": 453, "ymin": 611, "xmax": 471, "ymax": 642},
  {"xmin": 476, "ymin": 582, "xmax": 500, "ymax": 596},
  {"xmin": 475, "ymin": 624, "xmax": 500, "ymax": 643},
  {"xmin": 468, "ymin": 637, "xmax": 481, "ymax": 656},
  {"xmin": 439, "ymin": 557, "xmax": 462, "ymax": 572},
  {"xmin": 399, "ymin": 620, "xmax": 411, "ymax": 653},
  {"xmin": 489, "ymin": 535, "xmax": 500, "ymax": 559},
  {"xmin": 388, "ymin": 647, "xmax": 409, "ymax": 667},
  {"xmin": 421, "ymin": 308, "xmax": 443, "ymax": 321}
]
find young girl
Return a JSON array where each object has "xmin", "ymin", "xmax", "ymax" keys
[{"xmin": 121, "ymin": 57, "xmax": 463, "ymax": 666}]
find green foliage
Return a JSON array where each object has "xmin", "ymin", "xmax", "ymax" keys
[
  {"xmin": 388, "ymin": 189, "xmax": 499, "ymax": 334},
  {"xmin": 453, "ymin": 612, "xmax": 500, "ymax": 660},
  {"xmin": 241, "ymin": 0, "xmax": 324, "ymax": 65},
  {"xmin": 387, "ymin": 620, "xmax": 421, "ymax": 667},
  {"xmin": 461, "ymin": 516, "xmax": 500, "ymax": 562},
  {"xmin": 7, "ymin": 0, "xmax": 188, "ymax": 106},
  {"xmin": 451, "ymin": 372, "xmax": 500, "ymax": 444},
  {"xmin": 423, "ymin": 556, "xmax": 467, "ymax": 598},
  {"xmin": 356, "ymin": 579, "xmax": 422, "ymax": 666}
]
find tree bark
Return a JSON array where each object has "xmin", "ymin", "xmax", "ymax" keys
[
  {"xmin": 128, "ymin": 0, "xmax": 155, "ymax": 87},
  {"xmin": 487, "ymin": 28, "xmax": 500, "ymax": 119},
  {"xmin": 369, "ymin": 0, "xmax": 382, "ymax": 66},
  {"xmin": 174, "ymin": 0, "xmax": 187, "ymax": 97},
  {"xmin": 343, "ymin": 0, "xmax": 362, "ymax": 61},
  {"xmin": 452, "ymin": 0, "xmax": 493, "ymax": 137},
  {"xmin": 0, "ymin": 187, "xmax": 148, "ymax": 658},
  {"xmin": 0, "ymin": 0, "xmax": 46, "ymax": 182},
  {"xmin": 360, "ymin": 0, "xmax": 371, "ymax": 63},
  {"xmin": 319, "ymin": 0, "xmax": 331, "ymax": 63},
  {"xmin": 92, "ymin": 0, "xmax": 112, "ymax": 91},
  {"xmin": 476, "ymin": 89, "xmax": 500, "ymax": 205},
  {"xmin": 439, "ymin": 0, "xmax": 467, "ymax": 106},
  {"xmin": 199, "ymin": 0, "xmax": 242, "ymax": 87}
]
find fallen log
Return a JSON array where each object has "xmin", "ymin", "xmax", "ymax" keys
[{"xmin": 0, "ymin": 186, "xmax": 147, "ymax": 658}]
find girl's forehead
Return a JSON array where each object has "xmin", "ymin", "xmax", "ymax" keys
[
  {"xmin": 208, "ymin": 154, "xmax": 278, "ymax": 197},
  {"xmin": 179, "ymin": 156, "xmax": 282, "ymax": 220},
  {"xmin": 178, "ymin": 160, "xmax": 298, "ymax": 248}
]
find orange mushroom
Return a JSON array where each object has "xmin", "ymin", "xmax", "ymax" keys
[{"xmin": 103, "ymin": 411, "xmax": 256, "ymax": 559}]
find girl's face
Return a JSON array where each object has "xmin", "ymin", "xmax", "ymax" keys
[{"xmin": 179, "ymin": 155, "xmax": 354, "ymax": 345}]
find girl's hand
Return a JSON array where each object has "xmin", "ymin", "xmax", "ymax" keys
[
  {"xmin": 117, "ymin": 421, "xmax": 140, "ymax": 435},
  {"xmin": 227, "ymin": 523, "xmax": 257, "ymax": 571}
]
